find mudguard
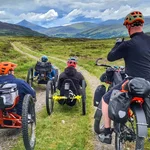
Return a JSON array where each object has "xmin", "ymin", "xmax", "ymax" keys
[{"xmin": 131, "ymin": 103, "xmax": 148, "ymax": 137}]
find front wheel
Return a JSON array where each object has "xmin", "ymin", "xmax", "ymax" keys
[
  {"xmin": 27, "ymin": 68, "xmax": 33, "ymax": 87},
  {"xmin": 82, "ymin": 80, "xmax": 86, "ymax": 115},
  {"xmin": 94, "ymin": 101, "xmax": 103, "ymax": 134},
  {"xmin": 22, "ymin": 94, "xmax": 36, "ymax": 150},
  {"xmin": 46, "ymin": 80, "xmax": 54, "ymax": 115}
]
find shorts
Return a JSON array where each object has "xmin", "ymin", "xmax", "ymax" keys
[{"xmin": 103, "ymin": 80, "xmax": 126, "ymax": 104}]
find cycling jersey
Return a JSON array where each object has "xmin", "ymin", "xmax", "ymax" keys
[{"xmin": 107, "ymin": 32, "xmax": 150, "ymax": 81}]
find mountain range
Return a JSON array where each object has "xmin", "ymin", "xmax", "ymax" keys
[
  {"xmin": 0, "ymin": 18, "xmax": 149, "ymax": 39},
  {"xmin": 16, "ymin": 18, "xmax": 150, "ymax": 39},
  {"xmin": 0, "ymin": 21, "xmax": 45, "ymax": 37}
]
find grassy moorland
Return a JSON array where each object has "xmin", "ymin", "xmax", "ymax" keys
[{"xmin": 0, "ymin": 36, "xmax": 149, "ymax": 150}]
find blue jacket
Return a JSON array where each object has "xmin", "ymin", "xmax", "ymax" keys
[
  {"xmin": 0, "ymin": 74, "xmax": 36, "ymax": 115},
  {"xmin": 0, "ymin": 74, "xmax": 35, "ymax": 100}
]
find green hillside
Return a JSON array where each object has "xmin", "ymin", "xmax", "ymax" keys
[
  {"xmin": 0, "ymin": 21, "xmax": 46, "ymax": 36},
  {"xmin": 43, "ymin": 22, "xmax": 99, "ymax": 37}
]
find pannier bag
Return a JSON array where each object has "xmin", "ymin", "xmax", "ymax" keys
[
  {"xmin": 127, "ymin": 77, "xmax": 150, "ymax": 96},
  {"xmin": 35, "ymin": 61, "xmax": 52, "ymax": 72},
  {"xmin": 108, "ymin": 90, "xmax": 130, "ymax": 123},
  {"xmin": 0, "ymin": 83, "xmax": 18, "ymax": 108},
  {"xmin": 93, "ymin": 85, "xmax": 106, "ymax": 107}
]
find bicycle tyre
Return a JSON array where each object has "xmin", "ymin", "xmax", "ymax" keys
[
  {"xmin": 46, "ymin": 80, "xmax": 54, "ymax": 115},
  {"xmin": 82, "ymin": 80, "xmax": 86, "ymax": 115},
  {"xmin": 22, "ymin": 94, "xmax": 36, "ymax": 150},
  {"xmin": 27, "ymin": 67, "xmax": 33, "ymax": 87}
]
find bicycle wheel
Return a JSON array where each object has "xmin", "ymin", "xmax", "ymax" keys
[
  {"xmin": 22, "ymin": 94, "xmax": 36, "ymax": 150},
  {"xmin": 27, "ymin": 67, "xmax": 33, "ymax": 87},
  {"xmin": 115, "ymin": 103, "xmax": 146, "ymax": 150},
  {"xmin": 46, "ymin": 80, "xmax": 54, "ymax": 115},
  {"xmin": 82, "ymin": 80, "xmax": 86, "ymax": 115},
  {"xmin": 94, "ymin": 101, "xmax": 103, "ymax": 134}
]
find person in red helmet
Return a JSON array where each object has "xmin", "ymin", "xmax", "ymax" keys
[
  {"xmin": 57, "ymin": 57, "xmax": 86, "ymax": 105},
  {"xmin": 98, "ymin": 11, "xmax": 150, "ymax": 144}
]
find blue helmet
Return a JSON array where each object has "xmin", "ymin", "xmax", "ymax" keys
[{"xmin": 41, "ymin": 55, "xmax": 48, "ymax": 62}]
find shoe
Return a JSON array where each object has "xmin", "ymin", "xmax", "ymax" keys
[{"xmin": 98, "ymin": 128, "xmax": 113, "ymax": 144}]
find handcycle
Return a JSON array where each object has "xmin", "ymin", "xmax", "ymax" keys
[
  {"xmin": 46, "ymin": 78, "xmax": 86, "ymax": 115},
  {"xmin": 94, "ymin": 60, "xmax": 149, "ymax": 150},
  {"xmin": 0, "ymin": 83, "xmax": 36, "ymax": 150},
  {"xmin": 27, "ymin": 61, "xmax": 58, "ymax": 91}
]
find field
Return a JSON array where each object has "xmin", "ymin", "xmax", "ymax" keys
[{"xmin": 0, "ymin": 36, "xmax": 149, "ymax": 150}]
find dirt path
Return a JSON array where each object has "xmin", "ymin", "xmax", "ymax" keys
[{"xmin": 0, "ymin": 43, "xmax": 114, "ymax": 150}]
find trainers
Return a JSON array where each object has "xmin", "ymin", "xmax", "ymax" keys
[{"xmin": 98, "ymin": 128, "xmax": 113, "ymax": 144}]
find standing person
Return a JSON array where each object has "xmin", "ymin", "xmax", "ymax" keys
[
  {"xmin": 57, "ymin": 57, "xmax": 86, "ymax": 105},
  {"xmin": 0, "ymin": 62, "xmax": 36, "ymax": 116},
  {"xmin": 98, "ymin": 11, "xmax": 150, "ymax": 144}
]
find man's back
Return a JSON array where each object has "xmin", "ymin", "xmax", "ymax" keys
[
  {"xmin": 108, "ymin": 32, "xmax": 150, "ymax": 81},
  {"xmin": 0, "ymin": 74, "xmax": 35, "ymax": 100},
  {"xmin": 58, "ymin": 66, "xmax": 84, "ymax": 93}
]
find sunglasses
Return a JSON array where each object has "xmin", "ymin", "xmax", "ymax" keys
[{"xmin": 68, "ymin": 61, "xmax": 76, "ymax": 65}]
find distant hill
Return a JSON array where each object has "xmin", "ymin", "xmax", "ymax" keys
[
  {"xmin": 17, "ymin": 20, "xmax": 47, "ymax": 33},
  {"xmin": 43, "ymin": 22, "xmax": 99, "ymax": 37},
  {"xmin": 0, "ymin": 21, "xmax": 45, "ymax": 36},
  {"xmin": 74, "ymin": 17, "xmax": 150, "ymax": 39},
  {"xmin": 15, "ymin": 17, "xmax": 150, "ymax": 39}
]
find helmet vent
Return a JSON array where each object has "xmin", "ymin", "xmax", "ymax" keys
[{"xmin": 133, "ymin": 16, "xmax": 137, "ymax": 18}]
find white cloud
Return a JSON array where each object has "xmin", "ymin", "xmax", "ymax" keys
[
  {"xmin": 0, "ymin": 0, "xmax": 150, "ymax": 27},
  {"xmin": 19, "ymin": 9, "xmax": 58, "ymax": 22}
]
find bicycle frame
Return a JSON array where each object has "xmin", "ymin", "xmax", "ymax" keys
[{"xmin": 0, "ymin": 96, "xmax": 22, "ymax": 128}]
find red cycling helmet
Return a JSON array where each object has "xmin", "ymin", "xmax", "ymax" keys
[
  {"xmin": 67, "ymin": 57, "xmax": 77, "ymax": 68},
  {"xmin": 0, "ymin": 62, "xmax": 17, "ymax": 75}
]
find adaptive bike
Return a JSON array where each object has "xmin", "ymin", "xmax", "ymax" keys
[
  {"xmin": 0, "ymin": 83, "xmax": 36, "ymax": 150},
  {"xmin": 94, "ymin": 60, "xmax": 149, "ymax": 150},
  {"xmin": 27, "ymin": 61, "xmax": 58, "ymax": 91},
  {"xmin": 46, "ymin": 78, "xmax": 86, "ymax": 116}
]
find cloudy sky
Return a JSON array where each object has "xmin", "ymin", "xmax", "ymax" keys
[{"xmin": 0, "ymin": 0, "xmax": 150, "ymax": 28}]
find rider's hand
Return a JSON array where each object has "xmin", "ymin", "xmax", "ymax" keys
[{"xmin": 116, "ymin": 38, "xmax": 124, "ymax": 44}]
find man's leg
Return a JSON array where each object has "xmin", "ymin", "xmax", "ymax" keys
[
  {"xmin": 98, "ymin": 97, "xmax": 112, "ymax": 144},
  {"xmin": 102, "ymin": 98, "xmax": 111, "ymax": 128}
]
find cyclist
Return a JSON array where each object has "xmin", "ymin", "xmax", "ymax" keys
[
  {"xmin": 57, "ymin": 57, "xmax": 86, "ymax": 105},
  {"xmin": 0, "ymin": 62, "xmax": 36, "ymax": 116},
  {"xmin": 34, "ymin": 55, "xmax": 56, "ymax": 80},
  {"xmin": 98, "ymin": 11, "xmax": 150, "ymax": 144}
]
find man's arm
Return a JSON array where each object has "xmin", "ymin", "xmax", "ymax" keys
[{"xmin": 107, "ymin": 41, "xmax": 128, "ymax": 61}]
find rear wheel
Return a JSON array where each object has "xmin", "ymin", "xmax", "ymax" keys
[
  {"xmin": 46, "ymin": 80, "xmax": 54, "ymax": 115},
  {"xmin": 22, "ymin": 94, "xmax": 36, "ymax": 150},
  {"xmin": 82, "ymin": 80, "xmax": 86, "ymax": 115},
  {"xmin": 27, "ymin": 68, "xmax": 33, "ymax": 87},
  {"xmin": 115, "ymin": 103, "xmax": 146, "ymax": 150}
]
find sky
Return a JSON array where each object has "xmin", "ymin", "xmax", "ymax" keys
[{"xmin": 0, "ymin": 0, "xmax": 150, "ymax": 28}]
